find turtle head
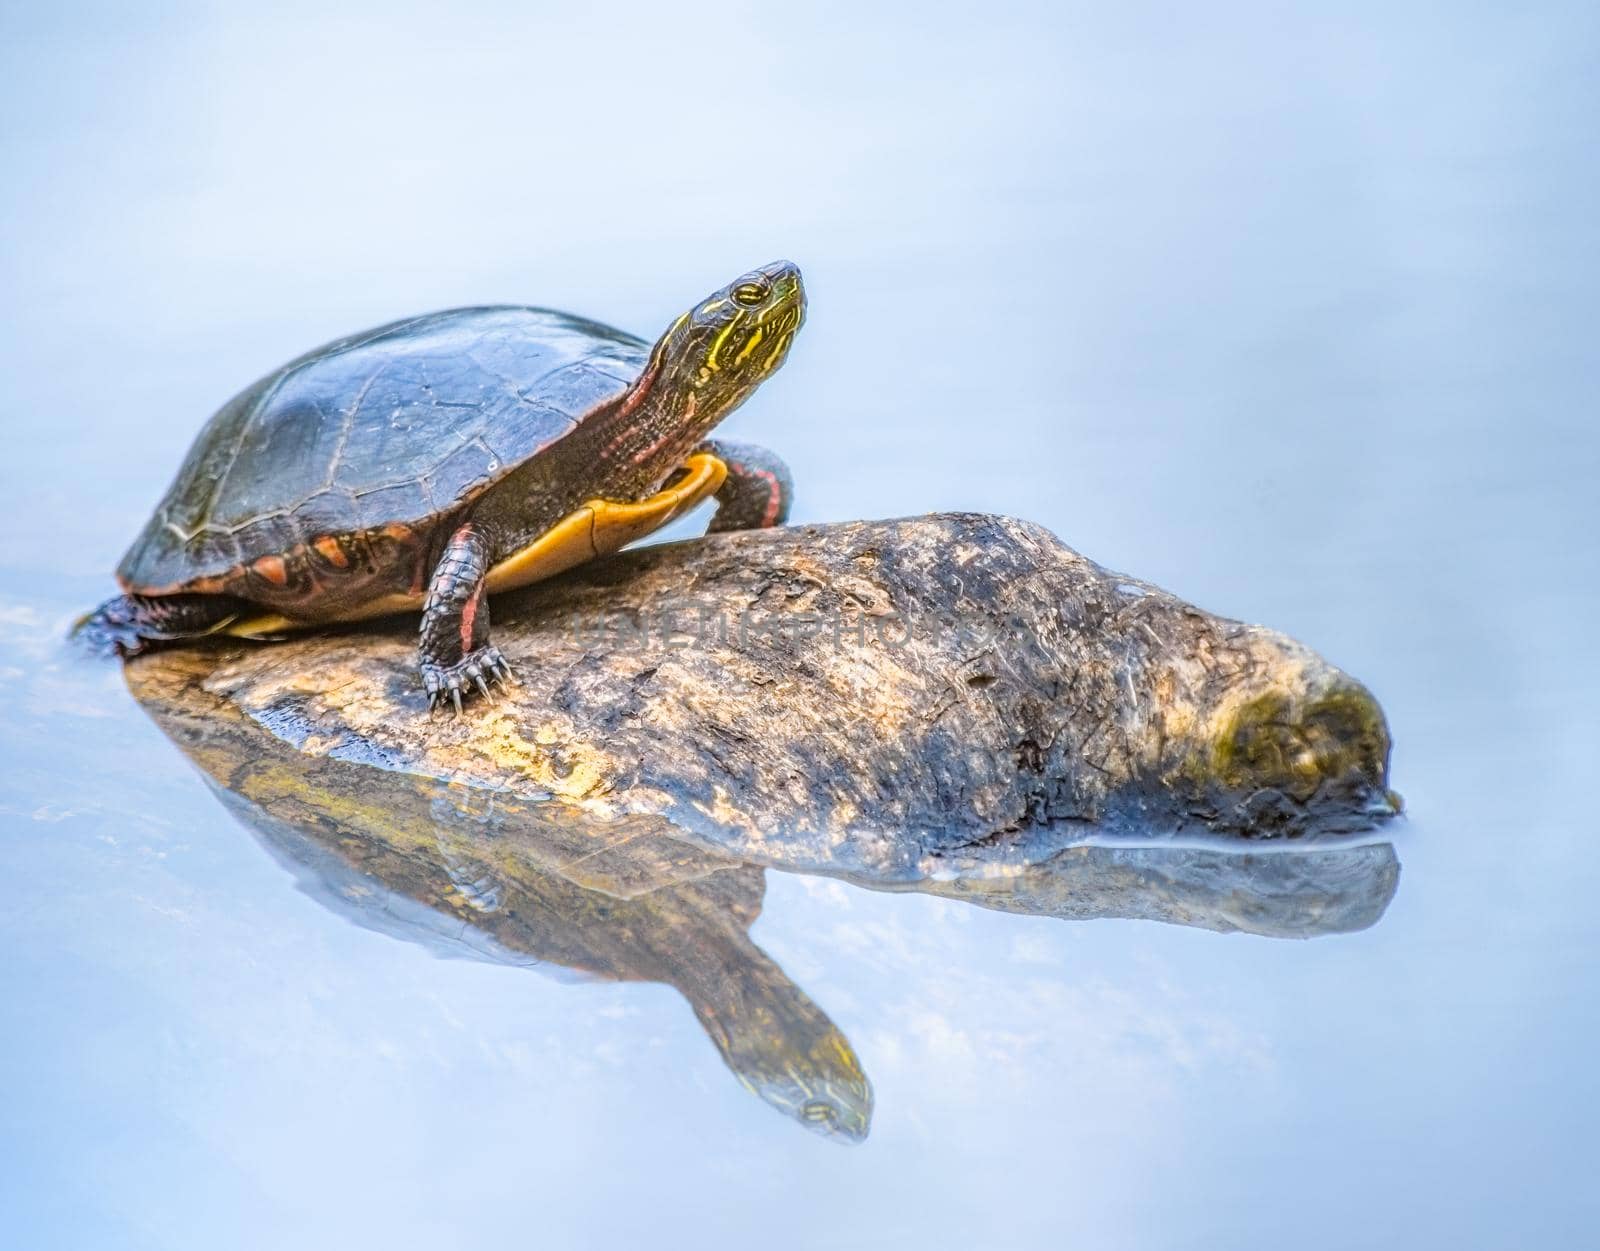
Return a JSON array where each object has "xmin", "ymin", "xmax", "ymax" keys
[
  {"xmin": 686, "ymin": 931, "xmax": 873, "ymax": 1143},
  {"xmin": 653, "ymin": 260, "xmax": 806, "ymax": 425},
  {"xmin": 700, "ymin": 1005, "xmax": 874, "ymax": 1144}
]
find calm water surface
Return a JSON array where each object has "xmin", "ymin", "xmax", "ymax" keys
[{"xmin": 2, "ymin": 4, "xmax": 1597, "ymax": 1248}]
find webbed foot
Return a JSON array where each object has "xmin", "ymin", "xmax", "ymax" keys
[
  {"xmin": 73, "ymin": 601, "xmax": 151, "ymax": 657},
  {"xmin": 73, "ymin": 593, "xmax": 251, "ymax": 657}
]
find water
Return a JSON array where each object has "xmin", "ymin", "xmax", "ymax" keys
[{"xmin": 3, "ymin": 3, "xmax": 1597, "ymax": 1247}]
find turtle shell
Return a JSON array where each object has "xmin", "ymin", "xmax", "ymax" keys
[
  {"xmin": 118, "ymin": 306, "xmax": 651, "ymax": 594},
  {"xmin": 219, "ymin": 453, "xmax": 729, "ymax": 638}
]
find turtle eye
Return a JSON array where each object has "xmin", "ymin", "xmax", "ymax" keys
[{"xmin": 732, "ymin": 281, "xmax": 768, "ymax": 307}]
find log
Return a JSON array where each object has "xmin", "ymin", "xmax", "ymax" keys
[{"xmin": 127, "ymin": 513, "xmax": 1397, "ymax": 880}]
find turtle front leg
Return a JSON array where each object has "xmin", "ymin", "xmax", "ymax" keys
[
  {"xmin": 419, "ymin": 522, "xmax": 514, "ymax": 713},
  {"xmin": 696, "ymin": 440, "xmax": 794, "ymax": 532}
]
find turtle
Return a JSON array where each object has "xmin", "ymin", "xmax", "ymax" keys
[{"xmin": 77, "ymin": 261, "xmax": 805, "ymax": 711}]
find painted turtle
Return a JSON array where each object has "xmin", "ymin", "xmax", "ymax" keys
[{"xmin": 78, "ymin": 262, "xmax": 804, "ymax": 710}]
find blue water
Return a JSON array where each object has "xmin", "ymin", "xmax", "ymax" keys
[{"xmin": 2, "ymin": 3, "xmax": 1597, "ymax": 1247}]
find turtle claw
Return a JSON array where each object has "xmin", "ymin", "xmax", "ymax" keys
[{"xmin": 420, "ymin": 645, "xmax": 513, "ymax": 715}]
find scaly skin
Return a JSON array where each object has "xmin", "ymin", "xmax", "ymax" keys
[
  {"xmin": 74, "ymin": 592, "xmax": 254, "ymax": 656},
  {"xmin": 418, "ymin": 523, "xmax": 515, "ymax": 711},
  {"xmin": 419, "ymin": 265, "xmax": 804, "ymax": 709},
  {"xmin": 699, "ymin": 439, "xmax": 795, "ymax": 533}
]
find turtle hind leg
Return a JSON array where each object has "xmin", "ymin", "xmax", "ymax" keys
[
  {"xmin": 73, "ymin": 593, "xmax": 253, "ymax": 657},
  {"xmin": 418, "ymin": 522, "xmax": 515, "ymax": 714},
  {"xmin": 697, "ymin": 440, "xmax": 794, "ymax": 533}
]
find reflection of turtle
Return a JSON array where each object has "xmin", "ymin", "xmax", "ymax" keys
[
  {"xmin": 79, "ymin": 263, "xmax": 804, "ymax": 711},
  {"xmin": 130, "ymin": 650, "xmax": 872, "ymax": 1142}
]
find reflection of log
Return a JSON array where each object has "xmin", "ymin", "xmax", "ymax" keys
[
  {"xmin": 130, "ymin": 513, "xmax": 1397, "ymax": 881},
  {"xmin": 909, "ymin": 843, "xmax": 1399, "ymax": 938}
]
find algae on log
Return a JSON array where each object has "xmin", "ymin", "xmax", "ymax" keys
[{"xmin": 130, "ymin": 513, "xmax": 1396, "ymax": 878}]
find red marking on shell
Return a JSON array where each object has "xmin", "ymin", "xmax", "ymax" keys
[
  {"xmin": 253, "ymin": 555, "xmax": 288, "ymax": 586},
  {"xmin": 313, "ymin": 536, "xmax": 349, "ymax": 568}
]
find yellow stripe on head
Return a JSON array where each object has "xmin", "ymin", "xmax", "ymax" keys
[
  {"xmin": 704, "ymin": 313, "xmax": 739, "ymax": 372},
  {"xmin": 732, "ymin": 325, "xmax": 766, "ymax": 365},
  {"xmin": 761, "ymin": 330, "xmax": 794, "ymax": 373}
]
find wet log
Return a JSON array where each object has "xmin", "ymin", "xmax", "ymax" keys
[{"xmin": 127, "ymin": 513, "xmax": 1397, "ymax": 876}]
